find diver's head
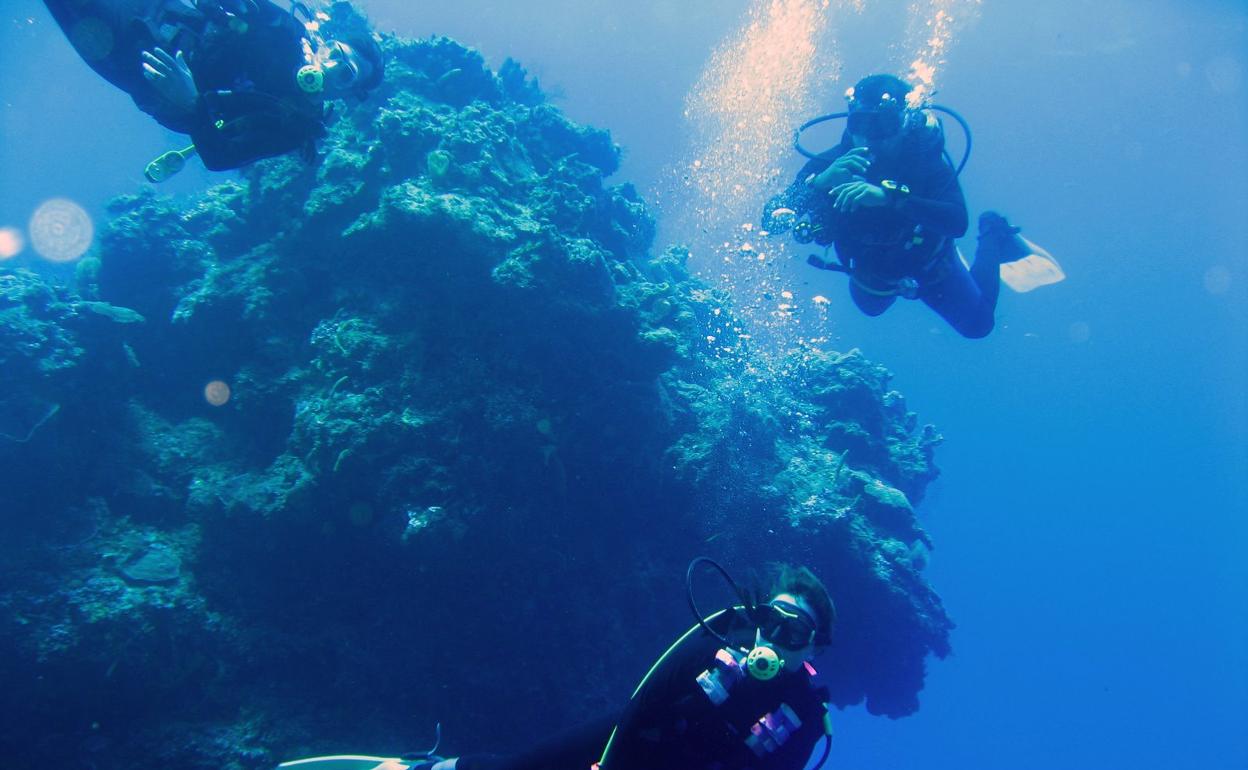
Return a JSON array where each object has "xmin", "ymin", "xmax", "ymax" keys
[
  {"xmin": 845, "ymin": 73, "xmax": 916, "ymax": 146},
  {"xmin": 757, "ymin": 565, "xmax": 836, "ymax": 668},
  {"xmin": 320, "ymin": 34, "xmax": 385, "ymax": 97}
]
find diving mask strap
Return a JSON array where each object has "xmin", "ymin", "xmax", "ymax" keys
[{"xmin": 144, "ymin": 144, "xmax": 198, "ymax": 183}]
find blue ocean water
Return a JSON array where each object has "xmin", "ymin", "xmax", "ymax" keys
[{"xmin": 1, "ymin": 1, "xmax": 1245, "ymax": 769}]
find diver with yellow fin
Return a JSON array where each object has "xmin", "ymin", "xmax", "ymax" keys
[
  {"xmin": 41, "ymin": 0, "xmax": 384, "ymax": 181},
  {"xmin": 763, "ymin": 74, "xmax": 1063, "ymax": 338}
]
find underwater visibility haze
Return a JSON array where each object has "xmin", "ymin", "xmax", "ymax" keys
[{"xmin": 1, "ymin": 1, "xmax": 1245, "ymax": 769}]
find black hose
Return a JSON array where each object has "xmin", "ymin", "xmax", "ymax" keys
[
  {"xmin": 793, "ymin": 111, "xmax": 849, "ymax": 160},
  {"xmin": 793, "ymin": 104, "xmax": 973, "ymax": 181},
  {"xmin": 930, "ymin": 104, "xmax": 973, "ymax": 179},
  {"xmin": 686, "ymin": 557, "xmax": 753, "ymax": 646}
]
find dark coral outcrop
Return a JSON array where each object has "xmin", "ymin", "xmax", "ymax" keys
[{"xmin": 0, "ymin": 5, "xmax": 951, "ymax": 768}]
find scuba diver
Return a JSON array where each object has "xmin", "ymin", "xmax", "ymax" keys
[
  {"xmin": 763, "ymin": 73, "xmax": 1062, "ymax": 338},
  {"xmin": 592, "ymin": 559, "xmax": 836, "ymax": 770},
  {"xmin": 42, "ymin": 0, "xmax": 385, "ymax": 181},
  {"xmin": 278, "ymin": 560, "xmax": 837, "ymax": 770}
]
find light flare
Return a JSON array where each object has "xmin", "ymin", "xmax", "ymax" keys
[
  {"xmin": 204, "ymin": 380, "xmax": 232, "ymax": 407},
  {"xmin": 29, "ymin": 199, "xmax": 94, "ymax": 263},
  {"xmin": 0, "ymin": 227, "xmax": 24, "ymax": 260}
]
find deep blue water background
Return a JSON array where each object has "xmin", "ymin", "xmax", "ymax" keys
[{"xmin": 2, "ymin": 1, "xmax": 1245, "ymax": 768}]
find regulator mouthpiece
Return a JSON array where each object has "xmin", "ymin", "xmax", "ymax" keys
[
  {"xmin": 746, "ymin": 646, "xmax": 783, "ymax": 680},
  {"xmin": 297, "ymin": 64, "xmax": 325, "ymax": 94}
]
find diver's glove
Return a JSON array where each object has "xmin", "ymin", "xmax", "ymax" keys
[
  {"xmin": 807, "ymin": 146, "xmax": 872, "ymax": 191},
  {"xmin": 142, "ymin": 48, "xmax": 198, "ymax": 112}
]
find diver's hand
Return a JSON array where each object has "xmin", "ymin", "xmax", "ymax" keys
[
  {"xmin": 142, "ymin": 48, "xmax": 198, "ymax": 112},
  {"xmin": 807, "ymin": 147, "xmax": 872, "ymax": 191},
  {"xmin": 829, "ymin": 180, "xmax": 888, "ymax": 212}
]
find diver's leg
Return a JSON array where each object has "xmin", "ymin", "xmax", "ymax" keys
[
  {"xmin": 921, "ymin": 251, "xmax": 995, "ymax": 339},
  {"xmin": 849, "ymin": 281, "xmax": 896, "ymax": 317},
  {"xmin": 973, "ymin": 210, "xmax": 1037, "ymax": 303},
  {"xmin": 969, "ymin": 247, "xmax": 1002, "ymax": 316}
]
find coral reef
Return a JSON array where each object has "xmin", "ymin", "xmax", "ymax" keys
[{"xmin": 0, "ymin": 5, "xmax": 950, "ymax": 768}]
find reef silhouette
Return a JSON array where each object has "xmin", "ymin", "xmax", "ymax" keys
[{"xmin": 0, "ymin": 6, "xmax": 950, "ymax": 768}]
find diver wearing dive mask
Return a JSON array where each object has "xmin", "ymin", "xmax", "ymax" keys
[
  {"xmin": 761, "ymin": 73, "xmax": 1044, "ymax": 339},
  {"xmin": 594, "ymin": 559, "xmax": 837, "ymax": 770},
  {"xmin": 360, "ymin": 560, "xmax": 838, "ymax": 770}
]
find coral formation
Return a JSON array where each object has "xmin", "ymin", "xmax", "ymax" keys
[{"xmin": 0, "ymin": 5, "xmax": 951, "ymax": 768}]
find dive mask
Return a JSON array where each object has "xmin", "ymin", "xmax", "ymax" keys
[
  {"xmin": 845, "ymin": 85, "xmax": 904, "ymax": 141},
  {"xmin": 760, "ymin": 599, "xmax": 818, "ymax": 651},
  {"xmin": 323, "ymin": 41, "xmax": 362, "ymax": 89}
]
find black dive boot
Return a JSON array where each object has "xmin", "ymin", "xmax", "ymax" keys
[{"xmin": 977, "ymin": 211, "xmax": 1031, "ymax": 265}]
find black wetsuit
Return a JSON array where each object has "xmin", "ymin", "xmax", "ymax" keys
[
  {"xmin": 453, "ymin": 611, "xmax": 830, "ymax": 770},
  {"xmin": 764, "ymin": 122, "xmax": 1001, "ymax": 338},
  {"xmin": 601, "ymin": 611, "xmax": 830, "ymax": 770},
  {"xmin": 44, "ymin": 0, "xmax": 325, "ymax": 170}
]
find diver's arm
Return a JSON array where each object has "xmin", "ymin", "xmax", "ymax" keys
[{"xmin": 893, "ymin": 157, "xmax": 969, "ymax": 237}]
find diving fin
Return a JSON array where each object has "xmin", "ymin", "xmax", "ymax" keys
[
  {"xmin": 144, "ymin": 144, "xmax": 198, "ymax": 183},
  {"xmin": 977, "ymin": 211, "xmax": 1065, "ymax": 293},
  {"xmin": 278, "ymin": 755, "xmax": 414, "ymax": 770}
]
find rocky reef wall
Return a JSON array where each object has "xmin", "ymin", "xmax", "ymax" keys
[{"xmin": 0, "ymin": 6, "xmax": 950, "ymax": 769}]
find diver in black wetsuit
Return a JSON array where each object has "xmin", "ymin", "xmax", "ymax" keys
[
  {"xmin": 42, "ymin": 0, "xmax": 383, "ymax": 178},
  {"xmin": 392, "ymin": 561, "xmax": 836, "ymax": 770},
  {"xmin": 763, "ymin": 74, "xmax": 1033, "ymax": 339},
  {"xmin": 593, "ymin": 562, "xmax": 835, "ymax": 770}
]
